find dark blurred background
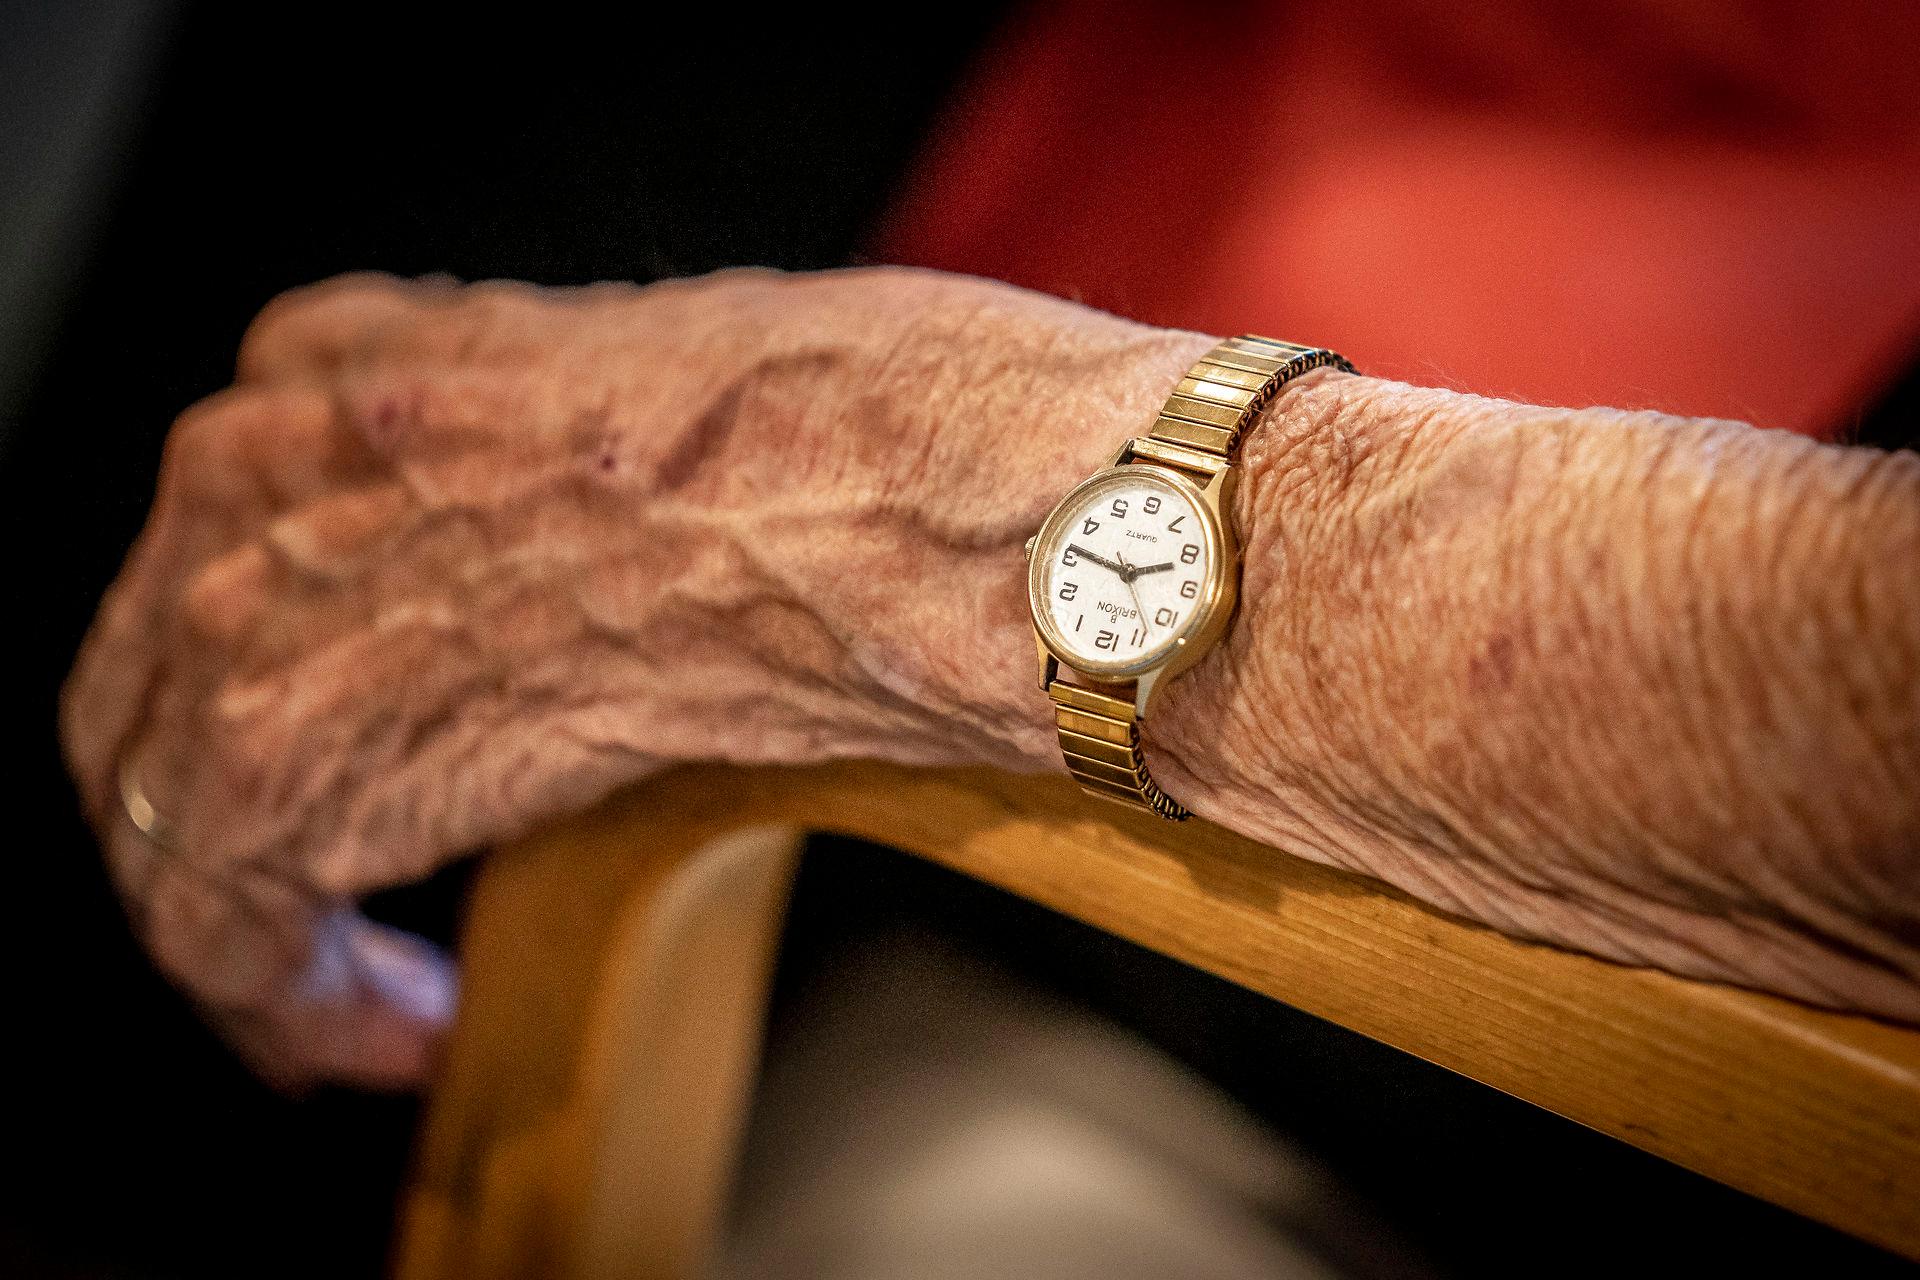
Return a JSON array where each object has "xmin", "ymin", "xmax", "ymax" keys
[
  {"xmin": 3, "ymin": 3, "xmax": 1915, "ymax": 1276},
  {"xmin": 1, "ymin": 6, "xmax": 1003, "ymax": 1274}
]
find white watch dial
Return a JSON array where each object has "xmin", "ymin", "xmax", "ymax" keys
[{"xmin": 1032, "ymin": 467, "xmax": 1214, "ymax": 671}]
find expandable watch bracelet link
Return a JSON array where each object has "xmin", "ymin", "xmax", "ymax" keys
[
  {"xmin": 1048, "ymin": 334, "xmax": 1352, "ymax": 820},
  {"xmin": 1050, "ymin": 681, "xmax": 1192, "ymax": 820},
  {"xmin": 1148, "ymin": 336, "xmax": 1355, "ymax": 460}
]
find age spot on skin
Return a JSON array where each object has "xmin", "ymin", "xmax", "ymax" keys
[
  {"xmin": 565, "ymin": 402, "xmax": 635, "ymax": 483},
  {"xmin": 368, "ymin": 396, "xmax": 403, "ymax": 447},
  {"xmin": 581, "ymin": 431, "xmax": 634, "ymax": 482},
  {"xmin": 354, "ymin": 382, "xmax": 426, "ymax": 454}
]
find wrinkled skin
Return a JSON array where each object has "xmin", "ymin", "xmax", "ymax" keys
[{"xmin": 61, "ymin": 267, "xmax": 1920, "ymax": 1088}]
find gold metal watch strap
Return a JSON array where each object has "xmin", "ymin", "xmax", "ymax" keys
[
  {"xmin": 1050, "ymin": 333, "xmax": 1352, "ymax": 821},
  {"xmin": 1148, "ymin": 334, "xmax": 1355, "ymax": 461},
  {"xmin": 1051, "ymin": 681, "xmax": 1191, "ymax": 820}
]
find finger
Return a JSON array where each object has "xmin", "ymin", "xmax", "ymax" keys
[
  {"xmin": 333, "ymin": 356, "xmax": 660, "ymax": 513},
  {"xmin": 235, "ymin": 272, "xmax": 453, "ymax": 385},
  {"xmin": 221, "ymin": 383, "xmax": 386, "ymax": 511},
  {"xmin": 108, "ymin": 804, "xmax": 309, "ymax": 1007},
  {"xmin": 61, "ymin": 387, "xmax": 369, "ymax": 814},
  {"xmin": 263, "ymin": 482, "xmax": 413, "ymax": 574},
  {"xmin": 226, "ymin": 909, "xmax": 456, "ymax": 1091},
  {"xmin": 178, "ymin": 482, "xmax": 415, "ymax": 655},
  {"xmin": 159, "ymin": 384, "xmax": 385, "ymax": 550},
  {"xmin": 337, "ymin": 360, "xmax": 552, "ymax": 474},
  {"xmin": 106, "ymin": 795, "xmax": 454, "ymax": 1091},
  {"xmin": 307, "ymin": 697, "xmax": 670, "ymax": 898},
  {"xmin": 236, "ymin": 274, "xmax": 556, "ymax": 386}
]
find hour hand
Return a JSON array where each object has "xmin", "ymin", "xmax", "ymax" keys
[
  {"xmin": 1125, "ymin": 561, "xmax": 1176, "ymax": 580},
  {"xmin": 1067, "ymin": 543, "xmax": 1126, "ymax": 575}
]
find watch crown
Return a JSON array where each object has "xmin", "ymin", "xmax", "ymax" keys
[{"xmin": 1023, "ymin": 535, "xmax": 1037, "ymax": 560}]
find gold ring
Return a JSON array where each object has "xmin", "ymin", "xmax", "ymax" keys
[{"xmin": 118, "ymin": 754, "xmax": 178, "ymax": 852}]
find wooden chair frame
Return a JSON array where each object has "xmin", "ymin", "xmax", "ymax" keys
[{"xmin": 394, "ymin": 763, "xmax": 1920, "ymax": 1279}]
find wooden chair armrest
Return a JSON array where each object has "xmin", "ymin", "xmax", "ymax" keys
[{"xmin": 396, "ymin": 762, "xmax": 1920, "ymax": 1278}]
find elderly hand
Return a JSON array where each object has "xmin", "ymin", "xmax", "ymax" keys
[{"xmin": 61, "ymin": 267, "xmax": 1920, "ymax": 1087}]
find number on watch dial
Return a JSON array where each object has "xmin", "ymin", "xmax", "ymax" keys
[{"xmin": 1036, "ymin": 470, "xmax": 1210, "ymax": 668}]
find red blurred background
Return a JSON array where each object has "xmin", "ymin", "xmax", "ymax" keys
[{"xmin": 881, "ymin": 0, "xmax": 1920, "ymax": 440}]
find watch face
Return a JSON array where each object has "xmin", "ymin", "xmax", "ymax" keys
[{"xmin": 1029, "ymin": 465, "xmax": 1226, "ymax": 677}]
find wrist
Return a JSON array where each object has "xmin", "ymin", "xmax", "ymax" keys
[
  {"xmin": 735, "ymin": 268, "xmax": 1220, "ymax": 772},
  {"xmin": 1146, "ymin": 367, "xmax": 1429, "ymax": 854}
]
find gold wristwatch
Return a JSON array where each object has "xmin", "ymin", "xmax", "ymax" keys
[{"xmin": 1024, "ymin": 336, "xmax": 1353, "ymax": 819}]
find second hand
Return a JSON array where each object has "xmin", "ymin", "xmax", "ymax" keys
[{"xmin": 1116, "ymin": 551, "xmax": 1154, "ymax": 640}]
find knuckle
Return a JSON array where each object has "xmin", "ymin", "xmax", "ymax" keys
[
  {"xmin": 400, "ymin": 279, "xmax": 549, "ymax": 366},
  {"xmin": 198, "ymin": 683, "xmax": 284, "ymax": 807},
  {"xmin": 264, "ymin": 484, "xmax": 409, "ymax": 579},
  {"xmin": 236, "ymin": 271, "xmax": 427, "ymax": 380},
  {"xmin": 462, "ymin": 277, "xmax": 542, "ymax": 311},
  {"xmin": 161, "ymin": 386, "xmax": 352, "ymax": 524},
  {"xmin": 342, "ymin": 365, "xmax": 514, "ymax": 463},
  {"xmin": 160, "ymin": 392, "xmax": 254, "ymax": 506},
  {"xmin": 692, "ymin": 264, "xmax": 787, "ymax": 295},
  {"xmin": 143, "ymin": 866, "xmax": 294, "ymax": 1008},
  {"xmin": 341, "ymin": 372, "xmax": 434, "ymax": 454},
  {"xmin": 180, "ymin": 543, "xmax": 269, "ymax": 648},
  {"xmin": 242, "ymin": 270, "xmax": 395, "ymax": 338}
]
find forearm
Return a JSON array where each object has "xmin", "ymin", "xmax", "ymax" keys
[
  {"xmin": 1141, "ymin": 369, "xmax": 1920, "ymax": 1016},
  {"xmin": 584, "ymin": 272, "xmax": 1920, "ymax": 1015}
]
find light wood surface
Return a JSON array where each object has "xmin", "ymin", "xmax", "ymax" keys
[
  {"xmin": 395, "ymin": 762, "xmax": 1920, "ymax": 1277},
  {"xmin": 396, "ymin": 822, "xmax": 801, "ymax": 1280}
]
